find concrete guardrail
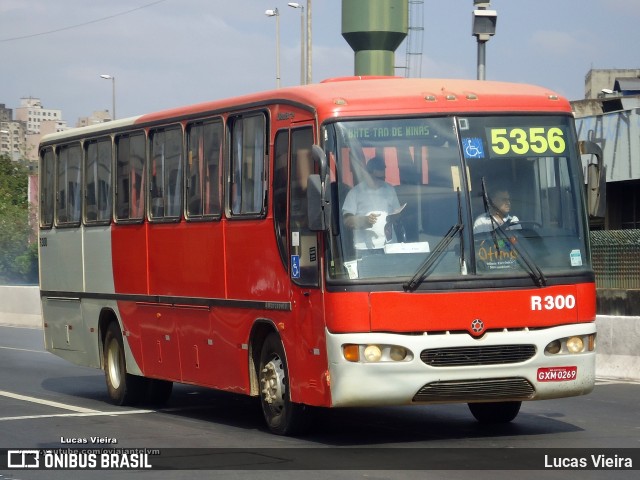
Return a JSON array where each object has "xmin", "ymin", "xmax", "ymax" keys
[{"xmin": 1, "ymin": 285, "xmax": 637, "ymax": 381}]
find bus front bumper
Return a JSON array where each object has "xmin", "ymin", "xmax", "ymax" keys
[{"xmin": 325, "ymin": 323, "xmax": 596, "ymax": 408}]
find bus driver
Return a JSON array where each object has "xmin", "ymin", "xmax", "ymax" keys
[{"xmin": 473, "ymin": 187, "xmax": 522, "ymax": 233}]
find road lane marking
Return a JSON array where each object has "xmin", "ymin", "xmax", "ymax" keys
[
  {"xmin": 0, "ymin": 410, "xmax": 154, "ymax": 422},
  {"xmin": 0, "ymin": 390, "xmax": 100, "ymax": 413},
  {"xmin": 0, "ymin": 345, "xmax": 48, "ymax": 354},
  {"xmin": 0, "ymin": 323, "xmax": 42, "ymax": 330}
]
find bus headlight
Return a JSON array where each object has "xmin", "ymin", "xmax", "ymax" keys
[
  {"xmin": 544, "ymin": 334, "xmax": 595, "ymax": 355},
  {"xmin": 363, "ymin": 345, "xmax": 382, "ymax": 362},
  {"xmin": 342, "ymin": 344, "xmax": 413, "ymax": 363},
  {"xmin": 545, "ymin": 340, "xmax": 562, "ymax": 355},
  {"xmin": 389, "ymin": 346, "xmax": 408, "ymax": 361},
  {"xmin": 566, "ymin": 336, "xmax": 584, "ymax": 353}
]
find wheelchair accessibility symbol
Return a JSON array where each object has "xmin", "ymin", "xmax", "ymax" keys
[
  {"xmin": 463, "ymin": 137, "xmax": 485, "ymax": 159},
  {"xmin": 291, "ymin": 255, "xmax": 300, "ymax": 279}
]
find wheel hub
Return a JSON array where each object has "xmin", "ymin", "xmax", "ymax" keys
[
  {"xmin": 260, "ymin": 356, "xmax": 285, "ymax": 412},
  {"xmin": 106, "ymin": 340, "xmax": 122, "ymax": 389}
]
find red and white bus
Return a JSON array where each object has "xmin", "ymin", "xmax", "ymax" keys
[{"xmin": 39, "ymin": 77, "xmax": 602, "ymax": 435}]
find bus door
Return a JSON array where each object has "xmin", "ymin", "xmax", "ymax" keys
[{"xmin": 277, "ymin": 124, "xmax": 327, "ymax": 403}]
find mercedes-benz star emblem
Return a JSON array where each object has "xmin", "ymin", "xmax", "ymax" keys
[{"xmin": 471, "ymin": 318, "xmax": 485, "ymax": 334}]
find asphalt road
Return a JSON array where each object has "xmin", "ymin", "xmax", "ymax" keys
[{"xmin": 0, "ymin": 323, "xmax": 638, "ymax": 480}]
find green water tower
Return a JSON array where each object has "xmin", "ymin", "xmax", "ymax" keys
[{"xmin": 342, "ymin": 0, "xmax": 408, "ymax": 76}]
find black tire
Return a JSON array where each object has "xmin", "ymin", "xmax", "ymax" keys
[
  {"xmin": 258, "ymin": 333, "xmax": 312, "ymax": 435},
  {"xmin": 146, "ymin": 379, "xmax": 173, "ymax": 405},
  {"xmin": 103, "ymin": 322, "xmax": 148, "ymax": 406},
  {"xmin": 468, "ymin": 401, "xmax": 522, "ymax": 424}
]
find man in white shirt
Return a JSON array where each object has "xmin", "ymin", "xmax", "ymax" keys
[
  {"xmin": 342, "ymin": 156, "xmax": 402, "ymax": 252},
  {"xmin": 473, "ymin": 188, "xmax": 521, "ymax": 233}
]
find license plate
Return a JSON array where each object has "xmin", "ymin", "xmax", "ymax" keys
[{"xmin": 537, "ymin": 366, "xmax": 577, "ymax": 382}]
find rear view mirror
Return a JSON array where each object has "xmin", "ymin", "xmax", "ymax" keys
[
  {"xmin": 307, "ymin": 145, "xmax": 331, "ymax": 231},
  {"xmin": 579, "ymin": 140, "xmax": 605, "ymax": 219}
]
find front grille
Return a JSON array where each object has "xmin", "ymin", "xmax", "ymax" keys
[
  {"xmin": 420, "ymin": 344, "xmax": 536, "ymax": 367},
  {"xmin": 413, "ymin": 377, "xmax": 535, "ymax": 402}
]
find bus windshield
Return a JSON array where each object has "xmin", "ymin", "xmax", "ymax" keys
[{"xmin": 325, "ymin": 115, "xmax": 590, "ymax": 284}]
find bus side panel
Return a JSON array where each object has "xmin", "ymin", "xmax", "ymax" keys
[
  {"xmin": 41, "ymin": 224, "xmax": 116, "ymax": 369},
  {"xmin": 147, "ymin": 222, "xmax": 226, "ymax": 297},
  {"xmin": 176, "ymin": 305, "xmax": 215, "ymax": 386},
  {"xmin": 111, "ymin": 224, "xmax": 148, "ymax": 295},
  {"xmin": 40, "ymin": 228, "xmax": 83, "ymax": 293},
  {"xmin": 83, "ymin": 225, "xmax": 115, "ymax": 294},
  {"xmin": 224, "ymin": 221, "xmax": 290, "ymax": 301},
  {"xmin": 41, "ymin": 228, "xmax": 85, "ymax": 360},
  {"xmin": 136, "ymin": 303, "xmax": 182, "ymax": 381},
  {"xmin": 115, "ymin": 300, "xmax": 145, "ymax": 376},
  {"xmin": 286, "ymin": 288, "xmax": 332, "ymax": 407}
]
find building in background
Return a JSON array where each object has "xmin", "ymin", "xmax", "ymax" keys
[
  {"xmin": 76, "ymin": 110, "xmax": 112, "ymax": 128},
  {"xmin": 15, "ymin": 97, "xmax": 66, "ymax": 135},
  {"xmin": 1, "ymin": 104, "xmax": 27, "ymax": 162},
  {"xmin": 573, "ymin": 68, "xmax": 640, "ymax": 315},
  {"xmin": 584, "ymin": 68, "xmax": 640, "ymax": 99},
  {"xmin": 0, "ymin": 98, "xmax": 69, "ymax": 163}
]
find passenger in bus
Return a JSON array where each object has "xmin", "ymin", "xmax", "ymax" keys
[
  {"xmin": 342, "ymin": 155, "xmax": 402, "ymax": 252},
  {"xmin": 473, "ymin": 187, "xmax": 522, "ymax": 233}
]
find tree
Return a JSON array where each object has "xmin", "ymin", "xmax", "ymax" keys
[{"xmin": 0, "ymin": 154, "xmax": 38, "ymax": 284}]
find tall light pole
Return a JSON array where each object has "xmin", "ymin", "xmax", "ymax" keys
[
  {"xmin": 288, "ymin": 3, "xmax": 306, "ymax": 85},
  {"xmin": 306, "ymin": 0, "xmax": 312, "ymax": 84},
  {"xmin": 471, "ymin": 1, "xmax": 497, "ymax": 81},
  {"xmin": 265, "ymin": 9, "xmax": 281, "ymax": 88},
  {"xmin": 99, "ymin": 74, "xmax": 116, "ymax": 120}
]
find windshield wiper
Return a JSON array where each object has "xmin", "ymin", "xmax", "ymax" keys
[
  {"xmin": 493, "ymin": 222, "xmax": 547, "ymax": 287},
  {"xmin": 403, "ymin": 223, "xmax": 462, "ymax": 292},
  {"xmin": 456, "ymin": 188, "xmax": 467, "ymax": 275},
  {"xmin": 479, "ymin": 177, "xmax": 546, "ymax": 287}
]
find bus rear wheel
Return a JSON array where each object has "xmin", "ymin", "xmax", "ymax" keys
[
  {"xmin": 103, "ymin": 322, "xmax": 147, "ymax": 406},
  {"xmin": 258, "ymin": 333, "xmax": 312, "ymax": 436},
  {"xmin": 468, "ymin": 401, "xmax": 522, "ymax": 424}
]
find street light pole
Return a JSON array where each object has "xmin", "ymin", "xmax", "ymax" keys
[
  {"xmin": 99, "ymin": 74, "xmax": 116, "ymax": 120},
  {"xmin": 265, "ymin": 9, "xmax": 281, "ymax": 88},
  {"xmin": 306, "ymin": 0, "xmax": 312, "ymax": 84},
  {"xmin": 288, "ymin": 2, "xmax": 306, "ymax": 85},
  {"xmin": 471, "ymin": 1, "xmax": 497, "ymax": 81}
]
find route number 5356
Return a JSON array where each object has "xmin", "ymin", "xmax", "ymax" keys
[{"xmin": 490, "ymin": 127, "xmax": 566, "ymax": 156}]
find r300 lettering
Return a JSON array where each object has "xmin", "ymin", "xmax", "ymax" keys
[{"xmin": 531, "ymin": 295, "xmax": 576, "ymax": 311}]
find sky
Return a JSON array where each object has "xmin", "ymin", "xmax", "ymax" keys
[{"xmin": 1, "ymin": 0, "xmax": 638, "ymax": 126}]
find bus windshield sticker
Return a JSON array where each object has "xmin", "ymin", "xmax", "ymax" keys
[
  {"xmin": 291, "ymin": 255, "xmax": 300, "ymax": 279},
  {"xmin": 462, "ymin": 137, "xmax": 485, "ymax": 159},
  {"xmin": 570, "ymin": 249, "xmax": 583, "ymax": 267}
]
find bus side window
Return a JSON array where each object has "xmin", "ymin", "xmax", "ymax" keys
[
  {"xmin": 290, "ymin": 126, "xmax": 319, "ymax": 287},
  {"xmin": 149, "ymin": 126, "xmax": 183, "ymax": 220},
  {"xmin": 228, "ymin": 113, "xmax": 267, "ymax": 217},
  {"xmin": 56, "ymin": 143, "xmax": 82, "ymax": 226},
  {"xmin": 186, "ymin": 119, "xmax": 222, "ymax": 219},
  {"xmin": 273, "ymin": 129, "xmax": 290, "ymax": 271},
  {"xmin": 84, "ymin": 138, "xmax": 112, "ymax": 224},
  {"xmin": 40, "ymin": 147, "xmax": 55, "ymax": 228},
  {"xmin": 115, "ymin": 132, "xmax": 146, "ymax": 222}
]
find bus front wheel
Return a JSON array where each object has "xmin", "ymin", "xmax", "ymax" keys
[
  {"xmin": 258, "ymin": 333, "xmax": 312, "ymax": 435},
  {"xmin": 103, "ymin": 322, "xmax": 147, "ymax": 406},
  {"xmin": 468, "ymin": 401, "xmax": 522, "ymax": 423}
]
